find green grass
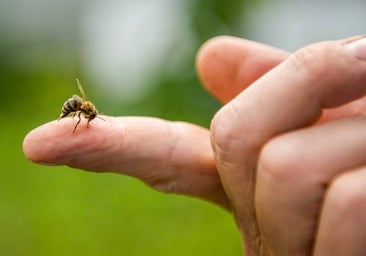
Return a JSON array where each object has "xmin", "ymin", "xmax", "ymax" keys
[{"xmin": 0, "ymin": 115, "xmax": 242, "ymax": 256}]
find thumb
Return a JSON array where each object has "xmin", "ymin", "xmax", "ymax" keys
[{"xmin": 196, "ymin": 36, "xmax": 289, "ymax": 103}]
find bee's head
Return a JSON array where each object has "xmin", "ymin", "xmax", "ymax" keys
[
  {"xmin": 80, "ymin": 101, "xmax": 100, "ymax": 123},
  {"xmin": 89, "ymin": 112, "xmax": 97, "ymax": 121}
]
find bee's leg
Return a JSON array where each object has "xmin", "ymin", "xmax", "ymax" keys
[
  {"xmin": 73, "ymin": 111, "xmax": 82, "ymax": 133},
  {"xmin": 86, "ymin": 116, "xmax": 93, "ymax": 128}
]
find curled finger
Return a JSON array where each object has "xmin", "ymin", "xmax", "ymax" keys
[{"xmin": 257, "ymin": 117, "xmax": 366, "ymax": 255}]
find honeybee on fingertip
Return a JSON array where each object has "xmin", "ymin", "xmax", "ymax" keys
[{"xmin": 58, "ymin": 79, "xmax": 105, "ymax": 132}]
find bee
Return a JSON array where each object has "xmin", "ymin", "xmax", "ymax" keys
[{"xmin": 58, "ymin": 79, "xmax": 104, "ymax": 132}]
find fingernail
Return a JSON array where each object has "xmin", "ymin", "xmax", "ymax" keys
[{"xmin": 346, "ymin": 37, "xmax": 366, "ymax": 60}]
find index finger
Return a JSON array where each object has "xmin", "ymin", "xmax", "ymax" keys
[{"xmin": 23, "ymin": 116, "xmax": 230, "ymax": 208}]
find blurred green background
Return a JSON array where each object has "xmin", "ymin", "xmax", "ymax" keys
[
  {"xmin": 1, "ymin": 0, "xmax": 365, "ymax": 255},
  {"xmin": 1, "ymin": 0, "xmax": 249, "ymax": 255}
]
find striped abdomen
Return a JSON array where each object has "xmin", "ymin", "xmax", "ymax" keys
[{"xmin": 58, "ymin": 95, "xmax": 83, "ymax": 119}]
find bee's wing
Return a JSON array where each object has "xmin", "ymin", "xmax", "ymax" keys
[
  {"xmin": 76, "ymin": 78, "xmax": 88, "ymax": 100},
  {"xmin": 72, "ymin": 94, "xmax": 84, "ymax": 104}
]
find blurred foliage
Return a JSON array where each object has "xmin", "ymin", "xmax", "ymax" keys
[
  {"xmin": 189, "ymin": 0, "xmax": 249, "ymax": 41},
  {"xmin": 0, "ymin": 0, "xmax": 261, "ymax": 255},
  {"xmin": 131, "ymin": 0, "xmax": 255, "ymax": 126}
]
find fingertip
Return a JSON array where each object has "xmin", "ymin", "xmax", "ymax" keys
[
  {"xmin": 196, "ymin": 36, "xmax": 246, "ymax": 102},
  {"xmin": 22, "ymin": 117, "xmax": 110, "ymax": 165},
  {"xmin": 23, "ymin": 120, "xmax": 65, "ymax": 164},
  {"xmin": 23, "ymin": 127, "xmax": 38, "ymax": 162},
  {"xmin": 196, "ymin": 35, "xmax": 235, "ymax": 71},
  {"xmin": 196, "ymin": 36, "xmax": 289, "ymax": 103}
]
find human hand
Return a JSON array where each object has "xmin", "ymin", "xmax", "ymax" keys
[
  {"xmin": 204, "ymin": 36, "xmax": 366, "ymax": 255},
  {"xmin": 22, "ymin": 36, "xmax": 287, "ymax": 211},
  {"xmin": 23, "ymin": 35, "xmax": 366, "ymax": 255}
]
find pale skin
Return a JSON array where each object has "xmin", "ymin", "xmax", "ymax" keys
[{"xmin": 23, "ymin": 35, "xmax": 366, "ymax": 255}]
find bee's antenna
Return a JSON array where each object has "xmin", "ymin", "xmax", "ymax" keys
[{"xmin": 76, "ymin": 78, "xmax": 88, "ymax": 100}]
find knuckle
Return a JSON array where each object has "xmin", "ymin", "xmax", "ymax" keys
[
  {"xmin": 287, "ymin": 39, "xmax": 366, "ymax": 108},
  {"xmin": 326, "ymin": 171, "xmax": 366, "ymax": 216},
  {"xmin": 258, "ymin": 135, "xmax": 305, "ymax": 184},
  {"xmin": 287, "ymin": 42, "xmax": 330, "ymax": 78},
  {"xmin": 211, "ymin": 101, "xmax": 250, "ymax": 167},
  {"xmin": 211, "ymin": 102, "xmax": 242, "ymax": 152},
  {"xmin": 286, "ymin": 41, "xmax": 348, "ymax": 86}
]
